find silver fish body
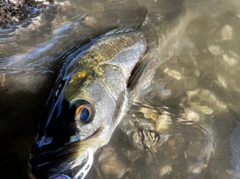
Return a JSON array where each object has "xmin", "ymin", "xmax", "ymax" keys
[{"xmin": 29, "ymin": 28, "xmax": 147, "ymax": 179}]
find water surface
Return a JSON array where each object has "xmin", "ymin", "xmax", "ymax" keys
[{"xmin": 1, "ymin": 0, "xmax": 240, "ymax": 178}]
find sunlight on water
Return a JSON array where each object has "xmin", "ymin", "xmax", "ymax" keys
[{"xmin": 1, "ymin": 0, "xmax": 240, "ymax": 179}]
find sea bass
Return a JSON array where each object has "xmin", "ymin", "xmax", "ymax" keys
[{"xmin": 29, "ymin": 28, "xmax": 147, "ymax": 179}]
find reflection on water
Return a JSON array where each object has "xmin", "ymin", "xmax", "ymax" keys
[{"xmin": 1, "ymin": 0, "xmax": 240, "ymax": 178}]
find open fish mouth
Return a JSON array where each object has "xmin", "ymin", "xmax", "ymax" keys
[{"xmin": 29, "ymin": 141, "xmax": 94, "ymax": 179}]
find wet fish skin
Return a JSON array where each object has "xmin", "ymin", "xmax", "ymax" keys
[{"xmin": 29, "ymin": 28, "xmax": 147, "ymax": 179}]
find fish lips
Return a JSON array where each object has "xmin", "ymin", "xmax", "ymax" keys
[{"xmin": 29, "ymin": 140, "xmax": 90, "ymax": 179}]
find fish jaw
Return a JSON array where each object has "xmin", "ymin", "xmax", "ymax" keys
[{"xmin": 29, "ymin": 28, "xmax": 147, "ymax": 179}]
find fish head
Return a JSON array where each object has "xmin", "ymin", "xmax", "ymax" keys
[{"xmin": 29, "ymin": 29, "xmax": 147, "ymax": 179}]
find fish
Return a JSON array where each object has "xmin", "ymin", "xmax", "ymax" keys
[{"xmin": 29, "ymin": 28, "xmax": 148, "ymax": 179}]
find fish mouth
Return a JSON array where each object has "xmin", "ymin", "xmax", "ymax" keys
[
  {"xmin": 29, "ymin": 127, "xmax": 105, "ymax": 179},
  {"xmin": 50, "ymin": 148, "xmax": 93, "ymax": 179},
  {"xmin": 29, "ymin": 140, "xmax": 94, "ymax": 179}
]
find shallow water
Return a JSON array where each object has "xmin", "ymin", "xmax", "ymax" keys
[{"xmin": 1, "ymin": 0, "xmax": 240, "ymax": 179}]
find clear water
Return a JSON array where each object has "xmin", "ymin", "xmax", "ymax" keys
[{"xmin": 1, "ymin": 0, "xmax": 240, "ymax": 179}]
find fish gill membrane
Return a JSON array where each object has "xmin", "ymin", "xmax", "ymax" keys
[{"xmin": 28, "ymin": 6, "xmax": 199, "ymax": 179}]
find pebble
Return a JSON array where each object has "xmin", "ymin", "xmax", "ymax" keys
[{"xmin": 221, "ymin": 25, "xmax": 233, "ymax": 40}]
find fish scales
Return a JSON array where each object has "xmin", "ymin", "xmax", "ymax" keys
[{"xmin": 29, "ymin": 28, "xmax": 147, "ymax": 179}]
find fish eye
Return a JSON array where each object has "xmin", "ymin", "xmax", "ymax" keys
[{"xmin": 74, "ymin": 102, "xmax": 94, "ymax": 123}]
